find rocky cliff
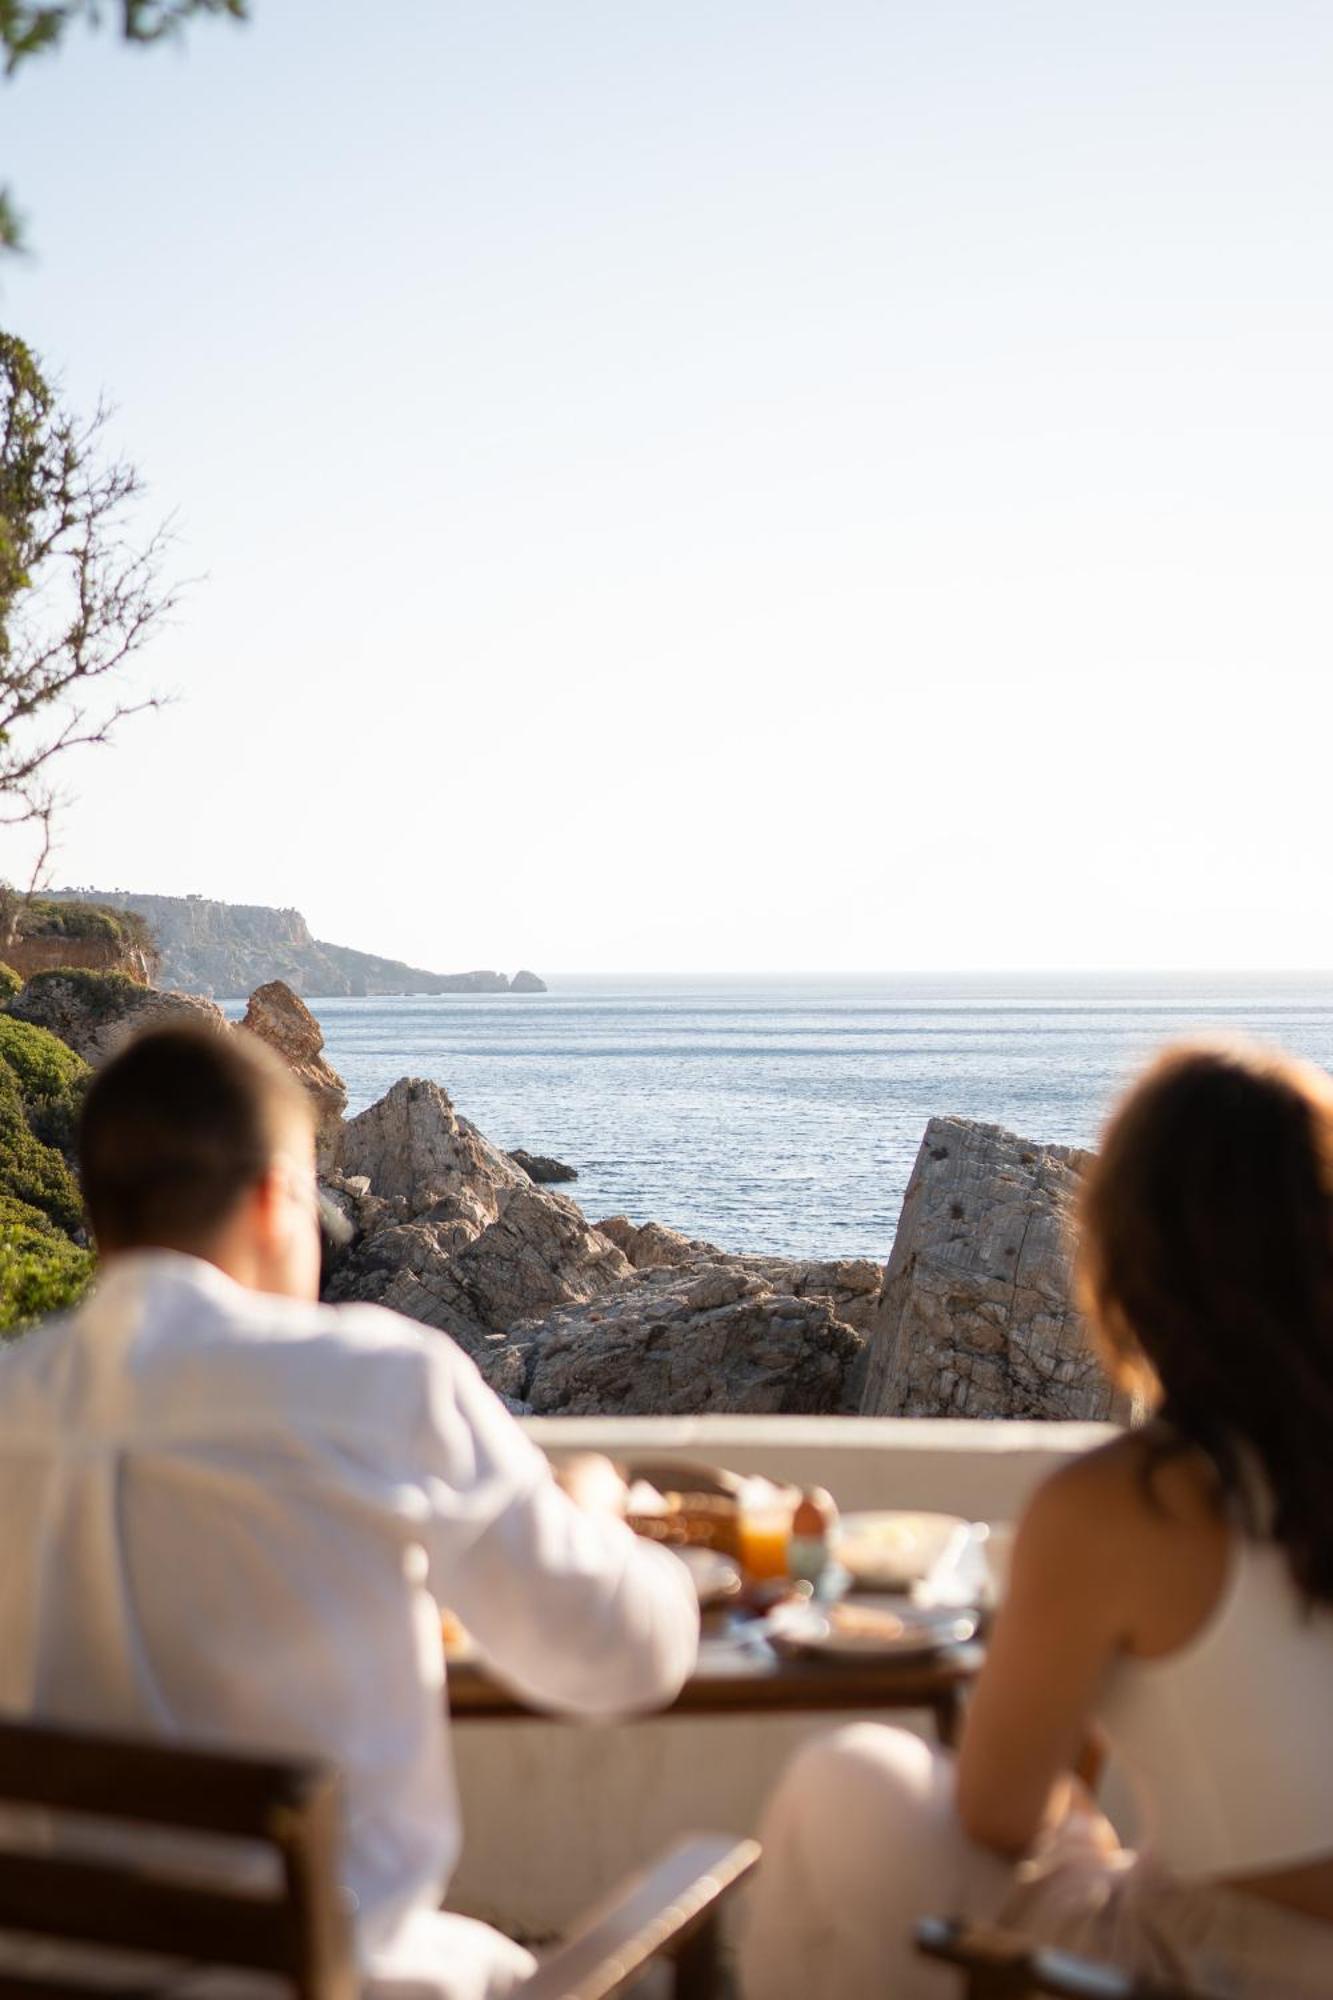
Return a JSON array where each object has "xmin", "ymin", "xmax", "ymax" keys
[{"xmin": 47, "ymin": 891, "xmax": 546, "ymax": 1001}]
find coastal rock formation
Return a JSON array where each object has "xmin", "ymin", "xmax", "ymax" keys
[
  {"xmin": 325, "ymin": 1076, "xmax": 865, "ymax": 1414},
  {"xmin": 510, "ymin": 970, "xmax": 547, "ymax": 994},
  {"xmin": 340, "ymin": 1078, "xmax": 529, "ymax": 1228},
  {"xmin": 509, "ymin": 1149, "xmax": 578, "ymax": 1185},
  {"xmin": 858, "ymin": 1117, "xmax": 1119, "ymax": 1422},
  {"xmin": 240, "ymin": 981, "xmax": 348, "ymax": 1167},
  {"xmin": 522, "ymin": 1266, "xmax": 860, "ymax": 1416},
  {"xmin": 595, "ymin": 1220, "xmax": 882, "ymax": 1341},
  {"xmin": 595, "ymin": 1216, "xmax": 703, "ymax": 1268},
  {"xmin": 10, "ymin": 970, "xmax": 226, "ymax": 1067},
  {"xmin": 46, "ymin": 890, "xmax": 544, "ymax": 1000}
]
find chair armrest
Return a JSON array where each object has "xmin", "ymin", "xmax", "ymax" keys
[
  {"xmin": 517, "ymin": 1834, "xmax": 761, "ymax": 2000},
  {"xmin": 915, "ymin": 1916, "xmax": 1212, "ymax": 1999}
]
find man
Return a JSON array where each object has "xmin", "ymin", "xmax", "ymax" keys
[{"xmin": 0, "ymin": 1025, "xmax": 698, "ymax": 1998}]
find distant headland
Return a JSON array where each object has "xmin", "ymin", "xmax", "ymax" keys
[{"xmin": 46, "ymin": 890, "xmax": 546, "ymax": 1001}]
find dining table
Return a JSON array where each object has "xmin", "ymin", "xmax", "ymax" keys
[{"xmin": 447, "ymin": 1618, "xmax": 985, "ymax": 1747}]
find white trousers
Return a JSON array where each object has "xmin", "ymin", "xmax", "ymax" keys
[{"xmin": 738, "ymin": 1724, "xmax": 1333, "ymax": 2000}]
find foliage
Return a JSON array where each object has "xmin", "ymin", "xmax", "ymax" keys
[
  {"xmin": 1, "ymin": 2, "xmax": 248, "ymax": 254},
  {"xmin": 0, "ymin": 334, "xmax": 178, "ymax": 858},
  {"xmin": 0, "ymin": 1050, "xmax": 83, "ymax": 1231},
  {"xmin": 0, "ymin": 961, "xmax": 19, "ymax": 1000},
  {"xmin": 0, "ymin": 1190, "xmax": 91, "ymax": 1333},
  {"xmin": 0, "ymin": 1010, "xmax": 88, "ymax": 1149},
  {"xmin": 16, "ymin": 896, "xmax": 149, "ymax": 947},
  {"xmin": 15, "ymin": 964, "xmax": 142, "ymax": 1023}
]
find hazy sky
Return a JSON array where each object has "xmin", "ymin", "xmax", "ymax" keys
[{"xmin": 4, "ymin": 2, "xmax": 1332, "ymax": 974}]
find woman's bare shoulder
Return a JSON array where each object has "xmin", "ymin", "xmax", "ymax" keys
[{"xmin": 1029, "ymin": 1429, "xmax": 1222, "ymax": 1548}]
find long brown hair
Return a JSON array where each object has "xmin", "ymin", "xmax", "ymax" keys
[{"xmin": 1078, "ymin": 1038, "xmax": 1333, "ymax": 1608}]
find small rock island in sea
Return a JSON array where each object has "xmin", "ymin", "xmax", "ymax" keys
[{"xmin": 2, "ymin": 929, "xmax": 1124, "ymax": 1426}]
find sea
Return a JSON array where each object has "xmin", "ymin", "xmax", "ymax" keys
[{"xmin": 283, "ymin": 974, "xmax": 1333, "ymax": 1264}]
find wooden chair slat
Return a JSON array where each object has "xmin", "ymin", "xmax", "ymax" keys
[
  {"xmin": 0, "ymin": 1719, "xmax": 323, "ymax": 1838},
  {"xmin": 0, "ymin": 1976, "xmax": 180, "ymax": 2000},
  {"xmin": 517, "ymin": 1834, "xmax": 760, "ymax": 2000},
  {"xmin": 0, "ymin": 1853, "xmax": 293, "ymax": 1973}
]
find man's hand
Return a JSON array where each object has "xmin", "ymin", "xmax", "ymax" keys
[{"xmin": 551, "ymin": 1453, "xmax": 628, "ymax": 1518}]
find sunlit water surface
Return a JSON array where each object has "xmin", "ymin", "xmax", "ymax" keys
[{"xmin": 235, "ymin": 975, "xmax": 1333, "ymax": 1261}]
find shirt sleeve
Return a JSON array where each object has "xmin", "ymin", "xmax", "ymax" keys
[{"xmin": 406, "ymin": 1338, "xmax": 699, "ymax": 1719}]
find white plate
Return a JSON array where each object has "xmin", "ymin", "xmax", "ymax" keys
[
  {"xmin": 766, "ymin": 1597, "xmax": 978, "ymax": 1662},
  {"xmin": 834, "ymin": 1510, "xmax": 969, "ymax": 1592},
  {"xmin": 674, "ymin": 1546, "xmax": 744, "ymax": 1608}
]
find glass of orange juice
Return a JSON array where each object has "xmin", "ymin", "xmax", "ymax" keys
[{"xmin": 737, "ymin": 1480, "xmax": 794, "ymax": 1580}]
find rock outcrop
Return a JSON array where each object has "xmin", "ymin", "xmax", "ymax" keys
[
  {"xmin": 10, "ymin": 970, "xmax": 226, "ymax": 1068},
  {"xmin": 46, "ymin": 890, "xmax": 544, "ymax": 1000},
  {"xmin": 858, "ymin": 1117, "xmax": 1121, "ymax": 1422},
  {"xmin": 509, "ymin": 1149, "xmax": 578, "ymax": 1184},
  {"xmin": 511, "ymin": 970, "xmax": 547, "ymax": 994},
  {"xmin": 340, "ymin": 1078, "xmax": 529, "ymax": 1227},
  {"xmin": 523, "ymin": 1265, "xmax": 860, "ymax": 1416},
  {"xmin": 240, "ymin": 982, "xmax": 347, "ymax": 1168},
  {"xmin": 326, "ymin": 1076, "xmax": 866, "ymax": 1413}
]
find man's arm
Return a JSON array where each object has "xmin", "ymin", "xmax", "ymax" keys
[{"xmin": 408, "ymin": 1342, "xmax": 699, "ymax": 1718}]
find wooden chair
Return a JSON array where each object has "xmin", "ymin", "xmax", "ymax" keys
[
  {"xmin": 0, "ymin": 1716, "xmax": 758, "ymax": 2000},
  {"xmin": 916, "ymin": 1916, "xmax": 1217, "ymax": 2000}
]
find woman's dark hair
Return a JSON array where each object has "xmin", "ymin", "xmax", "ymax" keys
[{"xmin": 1078, "ymin": 1038, "xmax": 1333, "ymax": 1608}]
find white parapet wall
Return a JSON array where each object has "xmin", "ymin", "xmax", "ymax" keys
[{"xmin": 447, "ymin": 1415, "xmax": 1114, "ymax": 1937}]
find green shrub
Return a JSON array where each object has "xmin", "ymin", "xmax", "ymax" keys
[
  {"xmin": 0, "ymin": 1194, "xmax": 92, "ymax": 1335},
  {"xmin": 0, "ymin": 964, "xmax": 20, "ymax": 1003},
  {"xmin": 16, "ymin": 966, "xmax": 144, "ymax": 1031},
  {"xmin": 0, "ymin": 1059, "xmax": 84, "ymax": 1234},
  {"xmin": 16, "ymin": 898, "xmax": 155, "ymax": 958},
  {"xmin": 0, "ymin": 1015, "xmax": 90, "ymax": 1154}
]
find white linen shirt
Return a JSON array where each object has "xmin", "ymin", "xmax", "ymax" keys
[{"xmin": 0, "ymin": 1252, "xmax": 698, "ymax": 1972}]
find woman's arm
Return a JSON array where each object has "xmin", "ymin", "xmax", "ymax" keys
[{"xmin": 956, "ymin": 1452, "xmax": 1131, "ymax": 1856}]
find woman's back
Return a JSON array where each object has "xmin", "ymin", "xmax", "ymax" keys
[{"xmin": 1081, "ymin": 1437, "xmax": 1333, "ymax": 1921}]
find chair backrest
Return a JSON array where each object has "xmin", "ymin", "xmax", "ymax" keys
[{"xmin": 0, "ymin": 1715, "xmax": 357, "ymax": 2000}]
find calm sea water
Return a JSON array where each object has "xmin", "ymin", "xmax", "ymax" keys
[{"xmin": 258, "ymin": 975, "xmax": 1333, "ymax": 1262}]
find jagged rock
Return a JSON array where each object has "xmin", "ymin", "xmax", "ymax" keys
[
  {"xmin": 376, "ymin": 1190, "xmax": 631, "ymax": 1340},
  {"xmin": 10, "ymin": 970, "xmax": 226, "ymax": 1067},
  {"xmin": 240, "ymin": 981, "xmax": 347, "ymax": 1168},
  {"xmin": 858, "ymin": 1116, "xmax": 1123, "ymax": 1421},
  {"xmin": 595, "ymin": 1216, "xmax": 710, "ymax": 1269},
  {"xmin": 509, "ymin": 1149, "xmax": 578, "ymax": 1185},
  {"xmin": 733, "ymin": 1254, "xmax": 883, "ymax": 1337},
  {"xmin": 521, "ymin": 1264, "xmax": 862, "ymax": 1416},
  {"xmin": 594, "ymin": 1218, "xmax": 881, "ymax": 1335},
  {"xmin": 340, "ymin": 1078, "xmax": 528, "ymax": 1226}
]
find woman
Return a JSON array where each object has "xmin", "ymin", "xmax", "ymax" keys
[{"xmin": 741, "ymin": 1040, "xmax": 1333, "ymax": 1998}]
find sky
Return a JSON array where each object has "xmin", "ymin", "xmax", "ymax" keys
[{"xmin": 2, "ymin": 1, "xmax": 1332, "ymax": 975}]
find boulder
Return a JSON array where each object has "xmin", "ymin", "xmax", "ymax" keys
[
  {"xmin": 509, "ymin": 1149, "xmax": 578, "ymax": 1185},
  {"xmin": 521, "ymin": 1263, "xmax": 862, "ymax": 1416},
  {"xmin": 595, "ymin": 1216, "xmax": 709, "ymax": 1269},
  {"xmin": 375, "ymin": 1189, "xmax": 632, "ymax": 1350},
  {"xmin": 340, "ymin": 1077, "xmax": 528, "ymax": 1226},
  {"xmin": 239, "ymin": 981, "xmax": 347, "ymax": 1168},
  {"xmin": 858, "ymin": 1116, "xmax": 1122, "ymax": 1421},
  {"xmin": 10, "ymin": 970, "xmax": 226, "ymax": 1067}
]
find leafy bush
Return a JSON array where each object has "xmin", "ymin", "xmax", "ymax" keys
[
  {"xmin": 0, "ymin": 1015, "xmax": 90, "ymax": 1154},
  {"xmin": 0, "ymin": 1056, "xmax": 85, "ymax": 1234},
  {"xmin": 0, "ymin": 1195, "xmax": 92, "ymax": 1336},
  {"xmin": 16, "ymin": 967, "xmax": 144, "ymax": 1032},
  {"xmin": 10, "ymin": 898, "xmax": 156, "ymax": 962},
  {"xmin": 0, "ymin": 964, "xmax": 20, "ymax": 1002}
]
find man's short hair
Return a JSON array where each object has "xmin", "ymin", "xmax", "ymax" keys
[{"xmin": 79, "ymin": 1024, "xmax": 312, "ymax": 1250}]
